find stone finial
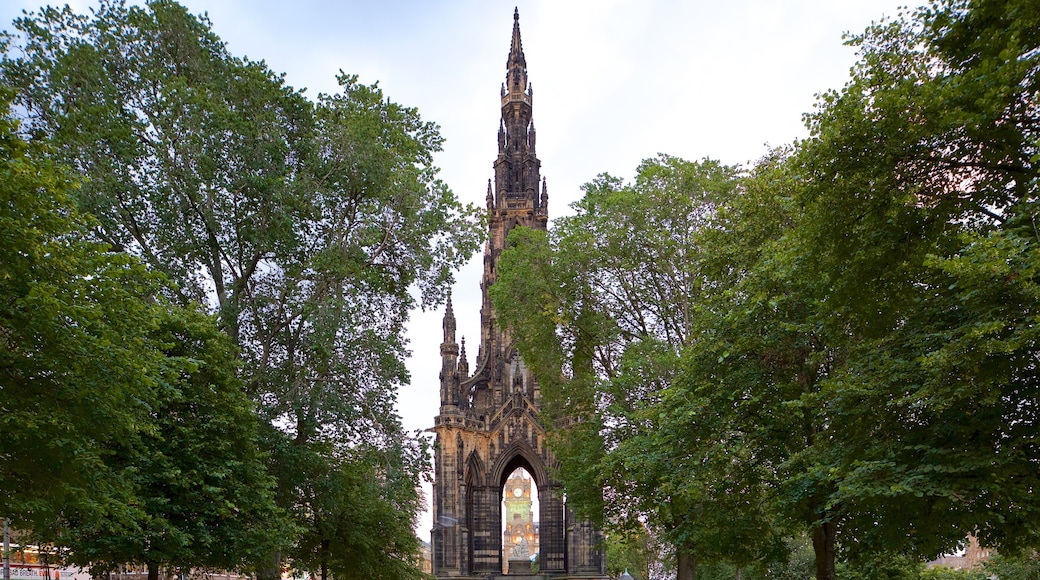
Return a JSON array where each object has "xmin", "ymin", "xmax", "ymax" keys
[{"xmin": 458, "ymin": 337, "xmax": 469, "ymax": 377}]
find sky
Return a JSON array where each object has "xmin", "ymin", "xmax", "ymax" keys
[{"xmin": 2, "ymin": 0, "xmax": 913, "ymax": 539}]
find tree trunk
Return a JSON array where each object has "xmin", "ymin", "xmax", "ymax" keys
[
  {"xmin": 735, "ymin": 567, "xmax": 742, "ymax": 580},
  {"xmin": 677, "ymin": 551, "xmax": 697, "ymax": 580},
  {"xmin": 146, "ymin": 562, "xmax": 158, "ymax": 580},
  {"xmin": 811, "ymin": 518, "xmax": 837, "ymax": 580},
  {"xmin": 320, "ymin": 538, "xmax": 329, "ymax": 580},
  {"xmin": 255, "ymin": 551, "xmax": 280, "ymax": 580}
]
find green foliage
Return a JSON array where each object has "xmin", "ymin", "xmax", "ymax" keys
[
  {"xmin": 983, "ymin": 552, "xmax": 1040, "ymax": 580},
  {"xmin": 0, "ymin": 89, "xmax": 286, "ymax": 572},
  {"xmin": 494, "ymin": 156, "xmax": 790, "ymax": 573},
  {"xmin": 606, "ymin": 529, "xmax": 663, "ymax": 580},
  {"xmin": 668, "ymin": 0, "xmax": 1040, "ymax": 572},
  {"xmin": 287, "ymin": 443, "xmax": 428, "ymax": 580},
  {"xmin": 789, "ymin": 0, "xmax": 1040, "ymax": 560},
  {"xmin": 764, "ymin": 537, "xmax": 818, "ymax": 580},
  {"xmin": 0, "ymin": 89, "xmax": 164, "ymax": 533},
  {"xmin": 915, "ymin": 567, "xmax": 987, "ymax": 580},
  {"xmin": 58, "ymin": 307, "xmax": 292, "ymax": 575},
  {"xmin": 661, "ymin": 147, "xmax": 845, "ymax": 579},
  {"xmin": 499, "ymin": 2, "xmax": 1040, "ymax": 578},
  {"xmin": 3, "ymin": 1, "xmax": 482, "ymax": 577},
  {"xmin": 836, "ymin": 553, "xmax": 930, "ymax": 580}
]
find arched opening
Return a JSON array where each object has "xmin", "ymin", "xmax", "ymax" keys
[{"xmin": 501, "ymin": 466, "xmax": 539, "ymax": 574}]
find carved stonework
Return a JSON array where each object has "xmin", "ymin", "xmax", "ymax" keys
[{"xmin": 430, "ymin": 9, "xmax": 606, "ymax": 579}]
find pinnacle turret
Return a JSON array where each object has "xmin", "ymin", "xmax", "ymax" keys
[
  {"xmin": 439, "ymin": 293, "xmax": 459, "ymax": 408},
  {"xmin": 458, "ymin": 337, "xmax": 469, "ymax": 378},
  {"xmin": 493, "ymin": 9, "xmax": 540, "ymax": 212},
  {"xmin": 539, "ymin": 177, "xmax": 549, "ymax": 215},
  {"xmin": 442, "ymin": 293, "xmax": 456, "ymax": 344}
]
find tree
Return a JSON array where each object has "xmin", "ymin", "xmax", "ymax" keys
[
  {"xmin": 665, "ymin": 0, "xmax": 1040, "ymax": 575},
  {"xmin": 1, "ymin": 87, "xmax": 286, "ymax": 574},
  {"xmin": 289, "ymin": 444, "xmax": 427, "ymax": 580},
  {"xmin": 493, "ymin": 156, "xmax": 791, "ymax": 578},
  {"xmin": 784, "ymin": 0, "xmax": 1040, "ymax": 563},
  {"xmin": 983, "ymin": 552, "xmax": 1040, "ymax": 580},
  {"xmin": 605, "ymin": 528, "xmax": 668, "ymax": 580},
  {"xmin": 0, "ymin": 88, "xmax": 163, "ymax": 534},
  {"xmin": 58, "ymin": 307, "xmax": 292, "ymax": 580},
  {"xmin": 3, "ymin": 2, "xmax": 483, "ymax": 576},
  {"xmin": 498, "ymin": 1, "xmax": 1040, "ymax": 574},
  {"xmin": 655, "ymin": 148, "xmax": 846, "ymax": 580}
]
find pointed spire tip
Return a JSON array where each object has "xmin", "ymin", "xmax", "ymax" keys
[{"xmin": 508, "ymin": 6, "xmax": 526, "ymax": 68}]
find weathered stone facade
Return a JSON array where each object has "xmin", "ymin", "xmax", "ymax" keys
[{"xmin": 430, "ymin": 9, "xmax": 606, "ymax": 580}]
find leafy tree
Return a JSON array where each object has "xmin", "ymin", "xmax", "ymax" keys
[
  {"xmin": 1, "ymin": 89, "xmax": 286, "ymax": 575},
  {"xmin": 499, "ymin": 2, "xmax": 1040, "ymax": 577},
  {"xmin": 765, "ymin": 537, "xmax": 818, "ymax": 580},
  {"xmin": 658, "ymin": 148, "xmax": 845, "ymax": 579},
  {"xmin": 667, "ymin": 0, "xmax": 1040, "ymax": 575},
  {"xmin": 606, "ymin": 528, "xmax": 667, "ymax": 580},
  {"xmin": 493, "ymin": 156, "xmax": 791, "ymax": 578},
  {"xmin": 835, "ymin": 554, "xmax": 933, "ymax": 580},
  {"xmin": 0, "ymin": 88, "xmax": 163, "ymax": 534},
  {"xmin": 783, "ymin": 0, "xmax": 1040, "ymax": 565},
  {"xmin": 289, "ymin": 444, "xmax": 427, "ymax": 580},
  {"xmin": 3, "ymin": 2, "xmax": 482, "ymax": 576},
  {"xmin": 983, "ymin": 552, "xmax": 1040, "ymax": 580},
  {"xmin": 58, "ymin": 307, "xmax": 292, "ymax": 580}
]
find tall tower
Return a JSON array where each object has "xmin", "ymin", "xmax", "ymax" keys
[{"xmin": 430, "ymin": 9, "xmax": 606, "ymax": 579}]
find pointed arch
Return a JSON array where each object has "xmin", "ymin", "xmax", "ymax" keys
[{"xmin": 491, "ymin": 438, "xmax": 549, "ymax": 488}]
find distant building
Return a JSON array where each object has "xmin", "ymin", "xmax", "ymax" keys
[
  {"xmin": 502, "ymin": 469, "xmax": 540, "ymax": 574},
  {"xmin": 419, "ymin": 541, "xmax": 432, "ymax": 574},
  {"xmin": 928, "ymin": 535, "xmax": 992, "ymax": 570},
  {"xmin": 3, "ymin": 538, "xmax": 89, "ymax": 580}
]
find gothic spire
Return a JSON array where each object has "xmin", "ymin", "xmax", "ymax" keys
[
  {"xmin": 508, "ymin": 7, "xmax": 525, "ymax": 71},
  {"xmin": 505, "ymin": 7, "xmax": 528, "ymax": 95}
]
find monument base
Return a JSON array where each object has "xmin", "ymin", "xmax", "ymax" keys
[{"xmin": 507, "ymin": 558, "xmax": 533, "ymax": 574}]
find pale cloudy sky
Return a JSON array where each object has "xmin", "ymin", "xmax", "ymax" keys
[{"xmin": 2, "ymin": 0, "xmax": 911, "ymax": 538}]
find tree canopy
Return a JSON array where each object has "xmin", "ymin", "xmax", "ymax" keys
[
  {"xmin": 2, "ymin": 1, "xmax": 484, "ymax": 578},
  {"xmin": 1, "ymin": 88, "xmax": 164, "ymax": 533},
  {"xmin": 0, "ymin": 88, "xmax": 289, "ymax": 575},
  {"xmin": 494, "ymin": 1, "xmax": 1040, "ymax": 579}
]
